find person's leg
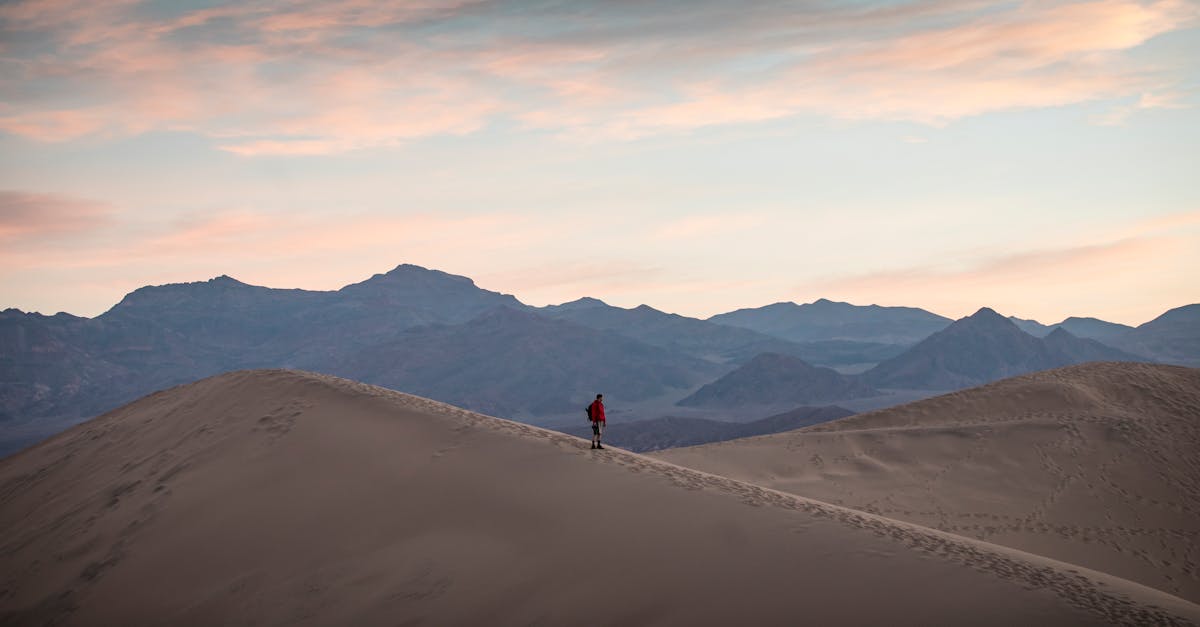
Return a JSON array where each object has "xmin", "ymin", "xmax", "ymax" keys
[
  {"xmin": 591, "ymin": 422, "xmax": 599, "ymax": 448},
  {"xmin": 596, "ymin": 421, "xmax": 605, "ymax": 449}
]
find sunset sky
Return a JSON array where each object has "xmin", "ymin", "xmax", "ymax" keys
[{"xmin": 2, "ymin": 0, "xmax": 1198, "ymax": 325}]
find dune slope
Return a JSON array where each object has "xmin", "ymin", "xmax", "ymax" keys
[
  {"xmin": 657, "ymin": 362, "xmax": 1200, "ymax": 605},
  {"xmin": 2, "ymin": 369, "xmax": 1197, "ymax": 626}
]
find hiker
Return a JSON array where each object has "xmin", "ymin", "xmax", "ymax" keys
[{"xmin": 587, "ymin": 393, "xmax": 606, "ymax": 450}]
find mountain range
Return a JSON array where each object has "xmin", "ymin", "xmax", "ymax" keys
[
  {"xmin": 710, "ymin": 298, "xmax": 953, "ymax": 344},
  {"xmin": 2, "ymin": 263, "xmax": 1196, "ymax": 456},
  {"xmin": 326, "ymin": 306, "xmax": 722, "ymax": 417},
  {"xmin": 538, "ymin": 297, "xmax": 811, "ymax": 363},
  {"xmin": 864, "ymin": 308, "xmax": 1144, "ymax": 390},
  {"xmin": 677, "ymin": 353, "xmax": 877, "ymax": 408},
  {"xmin": 659, "ymin": 308, "xmax": 1146, "ymax": 408},
  {"xmin": 1009, "ymin": 315, "xmax": 1135, "ymax": 342},
  {"xmin": 1112, "ymin": 304, "xmax": 1200, "ymax": 367}
]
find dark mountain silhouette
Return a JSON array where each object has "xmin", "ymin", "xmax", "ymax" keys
[
  {"xmin": 677, "ymin": 353, "xmax": 878, "ymax": 409},
  {"xmin": 1008, "ymin": 316, "xmax": 1053, "ymax": 337},
  {"xmin": 332, "ymin": 264, "xmax": 526, "ymax": 330},
  {"xmin": 1114, "ymin": 304, "xmax": 1200, "ymax": 367},
  {"xmin": 540, "ymin": 298, "xmax": 842, "ymax": 365},
  {"xmin": 81, "ymin": 265, "xmax": 526, "ymax": 370},
  {"xmin": 1009, "ymin": 314, "xmax": 1135, "ymax": 343},
  {"xmin": 327, "ymin": 306, "xmax": 722, "ymax": 417},
  {"xmin": 4, "ymin": 265, "xmax": 718, "ymax": 445},
  {"xmin": 1042, "ymin": 328, "xmax": 1142, "ymax": 365},
  {"xmin": 864, "ymin": 308, "xmax": 1142, "ymax": 390},
  {"xmin": 1056, "ymin": 316, "xmax": 1134, "ymax": 343},
  {"xmin": 0, "ymin": 310, "xmax": 132, "ymax": 422},
  {"xmin": 539, "ymin": 296, "xmax": 609, "ymax": 312},
  {"xmin": 709, "ymin": 298, "xmax": 951, "ymax": 344},
  {"xmin": 554, "ymin": 405, "xmax": 854, "ymax": 452},
  {"xmin": 2, "ymin": 262, "xmax": 1193, "ymax": 457},
  {"xmin": 542, "ymin": 298, "xmax": 905, "ymax": 370}
]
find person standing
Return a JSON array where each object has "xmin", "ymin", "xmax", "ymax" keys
[{"xmin": 587, "ymin": 394, "xmax": 606, "ymax": 450}]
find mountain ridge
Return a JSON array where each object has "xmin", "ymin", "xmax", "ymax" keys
[
  {"xmin": 709, "ymin": 298, "xmax": 952, "ymax": 344},
  {"xmin": 2, "ymin": 263, "xmax": 1195, "ymax": 457},
  {"xmin": 864, "ymin": 307, "xmax": 1144, "ymax": 390},
  {"xmin": 677, "ymin": 352, "xmax": 878, "ymax": 408}
]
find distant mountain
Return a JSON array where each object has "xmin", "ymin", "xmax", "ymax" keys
[
  {"xmin": 540, "ymin": 298, "xmax": 835, "ymax": 364},
  {"xmin": 1008, "ymin": 314, "xmax": 1135, "ymax": 343},
  {"xmin": 709, "ymin": 298, "xmax": 951, "ymax": 344},
  {"xmin": 542, "ymin": 298, "xmax": 907, "ymax": 370},
  {"xmin": 1, "ymin": 265, "xmax": 554, "ymax": 438},
  {"xmin": 1115, "ymin": 304, "xmax": 1200, "ymax": 367},
  {"xmin": 539, "ymin": 296, "xmax": 609, "ymax": 313},
  {"xmin": 332, "ymin": 264, "xmax": 526, "ymax": 330},
  {"xmin": 1042, "ymin": 328, "xmax": 1141, "ymax": 365},
  {"xmin": 301, "ymin": 306, "xmax": 723, "ymax": 418},
  {"xmin": 4, "ymin": 263, "xmax": 1194, "ymax": 457},
  {"xmin": 0, "ymin": 310, "xmax": 132, "ymax": 423},
  {"xmin": 88, "ymin": 264, "xmax": 526, "ymax": 363},
  {"xmin": 864, "ymin": 308, "xmax": 1142, "ymax": 390},
  {"xmin": 553, "ymin": 405, "xmax": 854, "ymax": 452},
  {"xmin": 1008, "ymin": 316, "xmax": 1053, "ymax": 337},
  {"xmin": 677, "ymin": 353, "xmax": 878, "ymax": 409},
  {"xmin": 1055, "ymin": 317, "xmax": 1134, "ymax": 343}
]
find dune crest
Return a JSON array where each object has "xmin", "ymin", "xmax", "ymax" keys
[
  {"xmin": 657, "ymin": 362, "xmax": 1200, "ymax": 605},
  {"xmin": 2, "ymin": 369, "xmax": 1198, "ymax": 625}
]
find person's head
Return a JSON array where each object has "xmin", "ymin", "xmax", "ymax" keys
[{"xmin": 596, "ymin": 394, "xmax": 603, "ymax": 400}]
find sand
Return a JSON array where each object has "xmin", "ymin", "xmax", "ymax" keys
[
  {"xmin": 2, "ymin": 368, "xmax": 1198, "ymax": 626},
  {"xmin": 657, "ymin": 361, "xmax": 1200, "ymax": 607}
]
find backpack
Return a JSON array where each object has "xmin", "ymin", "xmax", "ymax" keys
[{"xmin": 585, "ymin": 402, "xmax": 594, "ymax": 421}]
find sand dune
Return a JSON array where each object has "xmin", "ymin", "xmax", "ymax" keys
[
  {"xmin": 2, "ymin": 370, "xmax": 1198, "ymax": 625},
  {"xmin": 657, "ymin": 362, "xmax": 1200, "ymax": 607}
]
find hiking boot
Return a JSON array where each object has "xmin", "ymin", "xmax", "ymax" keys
[
  {"xmin": 591, "ymin": 444, "xmax": 596, "ymax": 449},
  {"xmin": 596, "ymin": 445, "xmax": 605, "ymax": 450}
]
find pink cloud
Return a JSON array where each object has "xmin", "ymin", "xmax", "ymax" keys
[
  {"xmin": 825, "ymin": 0, "xmax": 1188, "ymax": 73},
  {"xmin": 522, "ymin": 0, "xmax": 1199, "ymax": 137},
  {"xmin": 0, "ymin": 204, "xmax": 561, "ymax": 276},
  {"xmin": 217, "ymin": 138, "xmax": 370, "ymax": 157},
  {"xmin": 811, "ymin": 238, "xmax": 1166, "ymax": 294},
  {"xmin": 0, "ymin": 190, "xmax": 114, "ymax": 241},
  {"xmin": 0, "ymin": 107, "xmax": 112, "ymax": 142},
  {"xmin": 0, "ymin": 0, "xmax": 1195, "ymax": 149}
]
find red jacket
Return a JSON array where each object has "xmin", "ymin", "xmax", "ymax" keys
[{"xmin": 589, "ymin": 400, "xmax": 606, "ymax": 422}]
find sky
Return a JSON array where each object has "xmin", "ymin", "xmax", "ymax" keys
[{"xmin": 1, "ymin": 0, "xmax": 1198, "ymax": 325}]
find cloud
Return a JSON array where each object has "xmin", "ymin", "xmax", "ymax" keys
[
  {"xmin": 0, "ymin": 190, "xmax": 114, "ymax": 242},
  {"xmin": 0, "ymin": 108, "xmax": 114, "ymax": 142},
  {"xmin": 811, "ymin": 237, "xmax": 1165, "ymax": 294},
  {"xmin": 537, "ymin": 0, "xmax": 1199, "ymax": 138},
  {"xmin": 0, "ymin": 0, "xmax": 1196, "ymax": 150},
  {"xmin": 0, "ymin": 203, "xmax": 565, "ymax": 275},
  {"xmin": 218, "ymin": 138, "xmax": 375, "ymax": 157},
  {"xmin": 1093, "ymin": 90, "xmax": 1191, "ymax": 125}
]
